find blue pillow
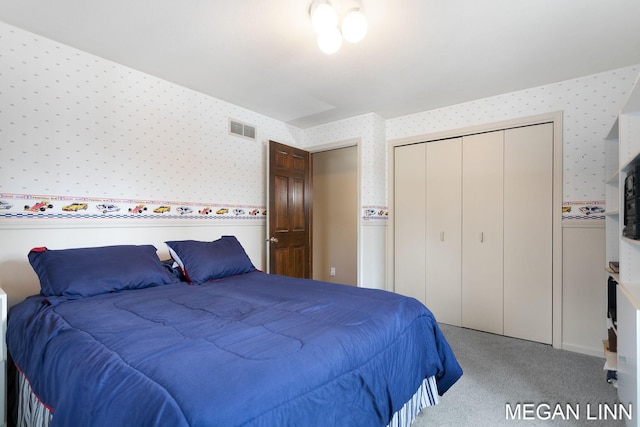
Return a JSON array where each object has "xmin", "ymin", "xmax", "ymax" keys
[
  {"xmin": 165, "ymin": 236, "xmax": 256, "ymax": 284},
  {"xmin": 29, "ymin": 245, "xmax": 179, "ymax": 298}
]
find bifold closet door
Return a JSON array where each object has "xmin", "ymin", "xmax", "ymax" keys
[
  {"xmin": 503, "ymin": 123, "xmax": 553, "ymax": 344},
  {"xmin": 425, "ymin": 139, "xmax": 462, "ymax": 326},
  {"xmin": 394, "ymin": 143, "xmax": 426, "ymax": 305},
  {"xmin": 461, "ymin": 131, "xmax": 504, "ymax": 335}
]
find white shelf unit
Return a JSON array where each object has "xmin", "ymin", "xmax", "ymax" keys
[
  {"xmin": 0, "ymin": 288, "xmax": 5, "ymax": 427},
  {"xmin": 606, "ymin": 121, "xmax": 620, "ymax": 267},
  {"xmin": 607, "ymin": 72, "xmax": 640, "ymax": 427}
]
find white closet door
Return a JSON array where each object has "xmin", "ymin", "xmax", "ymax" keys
[
  {"xmin": 394, "ymin": 144, "xmax": 426, "ymax": 305},
  {"xmin": 462, "ymin": 131, "xmax": 504, "ymax": 335},
  {"xmin": 425, "ymin": 139, "xmax": 462, "ymax": 325},
  {"xmin": 503, "ymin": 123, "xmax": 553, "ymax": 344}
]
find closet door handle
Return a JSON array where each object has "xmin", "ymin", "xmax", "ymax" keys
[
  {"xmin": 440, "ymin": 231, "xmax": 445, "ymax": 242},
  {"xmin": 480, "ymin": 232, "xmax": 484, "ymax": 243}
]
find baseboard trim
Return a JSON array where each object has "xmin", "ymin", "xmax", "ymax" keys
[{"xmin": 562, "ymin": 342, "xmax": 604, "ymax": 358}]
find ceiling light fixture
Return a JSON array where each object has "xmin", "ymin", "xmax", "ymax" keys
[
  {"xmin": 309, "ymin": 0, "xmax": 368, "ymax": 54},
  {"xmin": 341, "ymin": 8, "xmax": 368, "ymax": 43},
  {"xmin": 311, "ymin": 2, "xmax": 338, "ymax": 34}
]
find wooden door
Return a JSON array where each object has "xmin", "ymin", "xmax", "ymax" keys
[
  {"xmin": 425, "ymin": 138, "xmax": 462, "ymax": 326},
  {"xmin": 461, "ymin": 131, "xmax": 504, "ymax": 335},
  {"xmin": 268, "ymin": 140, "xmax": 311, "ymax": 278},
  {"xmin": 503, "ymin": 123, "xmax": 553, "ymax": 344},
  {"xmin": 394, "ymin": 143, "xmax": 426, "ymax": 304}
]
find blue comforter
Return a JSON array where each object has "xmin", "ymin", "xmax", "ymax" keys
[{"xmin": 7, "ymin": 271, "xmax": 462, "ymax": 426}]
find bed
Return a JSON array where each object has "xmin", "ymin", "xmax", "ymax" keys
[{"xmin": 6, "ymin": 236, "xmax": 462, "ymax": 427}]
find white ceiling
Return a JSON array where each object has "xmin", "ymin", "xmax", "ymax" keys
[{"xmin": 1, "ymin": 0, "xmax": 639, "ymax": 129}]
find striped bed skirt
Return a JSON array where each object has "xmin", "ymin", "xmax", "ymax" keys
[
  {"xmin": 387, "ymin": 376, "xmax": 440, "ymax": 427},
  {"xmin": 14, "ymin": 367, "xmax": 439, "ymax": 427},
  {"xmin": 16, "ymin": 369, "xmax": 52, "ymax": 427}
]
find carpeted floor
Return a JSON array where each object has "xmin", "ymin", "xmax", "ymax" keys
[{"xmin": 413, "ymin": 324, "xmax": 626, "ymax": 426}]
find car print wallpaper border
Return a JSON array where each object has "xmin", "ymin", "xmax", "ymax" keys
[
  {"xmin": 0, "ymin": 194, "xmax": 602, "ymax": 221},
  {"xmin": 0, "ymin": 193, "xmax": 391, "ymax": 222},
  {"xmin": 562, "ymin": 201, "xmax": 605, "ymax": 220},
  {"xmin": 0, "ymin": 193, "xmax": 265, "ymax": 221}
]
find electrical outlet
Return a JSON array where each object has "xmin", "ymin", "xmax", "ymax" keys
[{"xmin": 330, "ymin": 267, "xmax": 336, "ymax": 276}]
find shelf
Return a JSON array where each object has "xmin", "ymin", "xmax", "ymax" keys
[
  {"xmin": 606, "ymin": 268, "xmax": 620, "ymax": 283},
  {"xmin": 621, "ymin": 152, "xmax": 640, "ymax": 173},
  {"xmin": 619, "ymin": 113, "xmax": 640, "ymax": 170},
  {"xmin": 619, "ymin": 282, "xmax": 640, "ymax": 309},
  {"xmin": 604, "ymin": 340, "xmax": 618, "ymax": 371},
  {"xmin": 622, "ymin": 236, "xmax": 640, "ymax": 246}
]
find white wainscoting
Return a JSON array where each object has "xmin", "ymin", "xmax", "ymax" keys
[
  {"xmin": 562, "ymin": 220, "xmax": 606, "ymax": 356},
  {"xmin": 360, "ymin": 220, "xmax": 387, "ymax": 291},
  {"xmin": 0, "ymin": 219, "xmax": 266, "ymax": 308}
]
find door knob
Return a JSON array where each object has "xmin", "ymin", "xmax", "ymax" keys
[{"xmin": 268, "ymin": 237, "xmax": 279, "ymax": 243}]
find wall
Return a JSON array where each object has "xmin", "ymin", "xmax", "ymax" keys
[
  {"xmin": 387, "ymin": 65, "xmax": 640, "ymax": 206},
  {"xmin": 0, "ymin": 221, "xmax": 263, "ymax": 308},
  {"xmin": 0, "ymin": 21, "xmax": 304, "ymax": 205},
  {"xmin": 0, "ymin": 21, "xmax": 304, "ymax": 306},
  {"xmin": 300, "ymin": 66, "xmax": 640, "ymax": 297}
]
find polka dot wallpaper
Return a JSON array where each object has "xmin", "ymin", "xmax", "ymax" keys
[
  {"xmin": 304, "ymin": 112, "xmax": 387, "ymax": 208},
  {"xmin": 1, "ymin": 20, "xmax": 638, "ymax": 223},
  {"xmin": 0, "ymin": 21, "xmax": 303, "ymax": 212},
  {"xmin": 386, "ymin": 65, "xmax": 640, "ymax": 203}
]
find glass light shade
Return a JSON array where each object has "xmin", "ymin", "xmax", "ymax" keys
[
  {"xmin": 311, "ymin": 3, "xmax": 338, "ymax": 34},
  {"xmin": 341, "ymin": 10, "xmax": 368, "ymax": 43},
  {"xmin": 317, "ymin": 27, "xmax": 342, "ymax": 54}
]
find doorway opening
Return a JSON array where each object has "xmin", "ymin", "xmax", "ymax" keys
[{"xmin": 311, "ymin": 145, "xmax": 358, "ymax": 286}]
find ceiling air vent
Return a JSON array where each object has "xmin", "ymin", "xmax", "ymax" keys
[{"xmin": 229, "ymin": 119, "xmax": 256, "ymax": 141}]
